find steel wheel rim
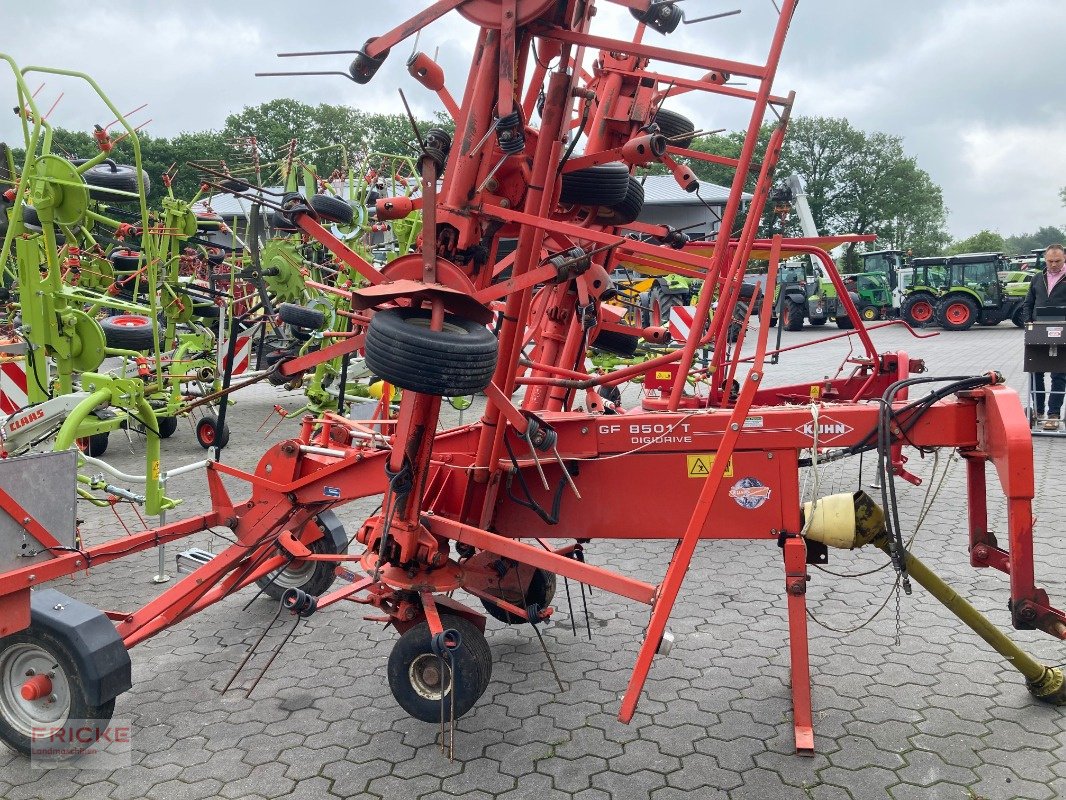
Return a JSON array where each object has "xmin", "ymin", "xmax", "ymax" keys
[
  {"xmin": 268, "ymin": 559, "xmax": 316, "ymax": 589},
  {"xmin": 111, "ymin": 315, "xmax": 149, "ymax": 328},
  {"xmin": 0, "ymin": 643, "xmax": 71, "ymax": 737},
  {"xmin": 912, "ymin": 302, "xmax": 932, "ymax": 322},
  {"xmin": 408, "ymin": 653, "xmax": 452, "ymax": 701},
  {"xmin": 946, "ymin": 303, "xmax": 969, "ymax": 324},
  {"xmin": 199, "ymin": 423, "xmax": 215, "ymax": 444}
]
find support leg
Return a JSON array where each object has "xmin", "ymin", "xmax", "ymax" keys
[{"xmin": 783, "ymin": 535, "xmax": 814, "ymax": 753}]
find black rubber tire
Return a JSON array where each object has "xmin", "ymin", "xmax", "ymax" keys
[
  {"xmin": 278, "ymin": 303, "xmax": 326, "ymax": 330},
  {"xmin": 646, "ymin": 287, "xmax": 682, "ymax": 328},
  {"xmin": 196, "ymin": 213, "xmax": 224, "ymax": 231},
  {"xmin": 901, "ymin": 293, "xmax": 936, "ymax": 327},
  {"xmin": 559, "ymin": 162, "xmax": 631, "ymax": 207},
  {"xmin": 196, "ymin": 414, "xmax": 230, "ymax": 449},
  {"xmin": 0, "ymin": 624, "xmax": 116, "ymax": 757},
  {"xmin": 309, "ymin": 194, "xmax": 354, "ymax": 225},
  {"xmin": 192, "ymin": 302, "xmax": 220, "ymax": 320},
  {"xmin": 99, "ymin": 315, "xmax": 156, "ymax": 350},
  {"xmin": 76, "ymin": 432, "xmax": 109, "ymax": 458},
  {"xmin": 596, "ymin": 177, "xmax": 644, "ymax": 226},
  {"xmin": 598, "ymin": 384, "xmax": 623, "ymax": 407},
  {"xmin": 270, "ymin": 211, "xmax": 300, "ymax": 233},
  {"xmin": 157, "ymin": 416, "xmax": 178, "ymax": 439},
  {"xmin": 835, "ymin": 314, "xmax": 855, "ymax": 330},
  {"xmin": 653, "ymin": 108, "xmax": 696, "ymax": 149},
  {"xmin": 108, "ymin": 250, "xmax": 141, "ymax": 272},
  {"xmin": 205, "ymin": 247, "xmax": 226, "ymax": 266},
  {"xmin": 21, "ymin": 205, "xmax": 41, "ymax": 228},
  {"xmin": 785, "ymin": 300, "xmax": 805, "ymax": 331},
  {"xmin": 589, "ymin": 328, "xmax": 639, "ymax": 358},
  {"xmin": 859, "ymin": 305, "xmax": 879, "ymax": 322},
  {"xmin": 809, "ymin": 318, "xmax": 827, "ymax": 327},
  {"xmin": 364, "ymin": 308, "xmax": 497, "ymax": 397},
  {"xmin": 1012, "ymin": 305, "xmax": 1026, "ymax": 328},
  {"xmin": 480, "ymin": 568, "xmax": 557, "ymax": 625},
  {"xmin": 727, "ymin": 301, "xmax": 747, "ymax": 344},
  {"xmin": 256, "ymin": 519, "xmax": 345, "ymax": 600},
  {"xmin": 936, "ymin": 295, "xmax": 978, "ymax": 332},
  {"xmin": 82, "ymin": 163, "xmax": 149, "ymax": 203},
  {"xmin": 387, "ymin": 615, "xmax": 491, "ymax": 723}
]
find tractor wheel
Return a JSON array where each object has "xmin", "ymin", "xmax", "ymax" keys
[
  {"xmin": 835, "ymin": 314, "xmax": 854, "ymax": 330},
  {"xmin": 0, "ymin": 625, "xmax": 116, "ymax": 757},
  {"xmin": 597, "ymin": 384, "xmax": 623, "ymax": 407},
  {"xmin": 596, "ymin": 177, "xmax": 645, "ymax": 226},
  {"xmin": 76, "ymin": 432, "xmax": 109, "ymax": 458},
  {"xmin": 387, "ymin": 614, "xmax": 492, "ymax": 723},
  {"xmin": 727, "ymin": 301, "xmax": 748, "ymax": 344},
  {"xmin": 480, "ymin": 567, "xmax": 557, "ymax": 625},
  {"xmin": 647, "ymin": 287, "xmax": 681, "ymax": 328},
  {"xmin": 195, "ymin": 414, "xmax": 230, "ymax": 450},
  {"xmin": 309, "ymin": 194, "xmax": 354, "ymax": 225},
  {"xmin": 157, "ymin": 416, "xmax": 178, "ymax": 439},
  {"xmin": 859, "ymin": 305, "xmax": 879, "ymax": 322},
  {"xmin": 809, "ymin": 318, "xmax": 827, "ymax": 327},
  {"xmin": 256, "ymin": 516, "xmax": 346, "ymax": 600},
  {"xmin": 364, "ymin": 308, "xmax": 498, "ymax": 397},
  {"xmin": 559, "ymin": 162, "xmax": 631, "ymax": 207},
  {"xmin": 278, "ymin": 302, "xmax": 326, "ymax": 330},
  {"xmin": 901, "ymin": 294, "xmax": 935, "ymax": 327},
  {"xmin": 1012, "ymin": 305, "xmax": 1027, "ymax": 328},
  {"xmin": 785, "ymin": 300, "xmax": 805, "ymax": 331},
  {"xmin": 589, "ymin": 328, "xmax": 639, "ymax": 357},
  {"xmin": 99, "ymin": 315, "xmax": 156, "ymax": 351},
  {"xmin": 653, "ymin": 108, "xmax": 696, "ymax": 149},
  {"xmin": 82, "ymin": 162, "xmax": 149, "ymax": 203},
  {"xmin": 936, "ymin": 296, "xmax": 978, "ymax": 331}
]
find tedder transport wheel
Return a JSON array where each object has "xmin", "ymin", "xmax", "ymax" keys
[
  {"xmin": 0, "ymin": 625, "xmax": 115, "ymax": 757},
  {"xmin": 256, "ymin": 512, "xmax": 348, "ymax": 600},
  {"xmin": 308, "ymin": 194, "xmax": 355, "ymax": 225},
  {"xmin": 589, "ymin": 328, "xmax": 639, "ymax": 357},
  {"xmin": 278, "ymin": 302, "xmax": 326, "ymax": 330},
  {"xmin": 901, "ymin": 294, "xmax": 936, "ymax": 327},
  {"xmin": 364, "ymin": 308, "xmax": 498, "ymax": 397},
  {"xmin": 480, "ymin": 567, "xmax": 557, "ymax": 625},
  {"xmin": 558, "ymin": 162, "xmax": 631, "ymax": 207},
  {"xmin": 595, "ymin": 177, "xmax": 645, "ymax": 226},
  {"xmin": 157, "ymin": 416, "xmax": 178, "ymax": 439},
  {"xmin": 785, "ymin": 300, "xmax": 805, "ymax": 331},
  {"xmin": 76, "ymin": 432, "xmax": 109, "ymax": 458},
  {"xmin": 936, "ymin": 295, "xmax": 978, "ymax": 331},
  {"xmin": 100, "ymin": 315, "xmax": 156, "ymax": 351},
  {"xmin": 652, "ymin": 108, "xmax": 696, "ymax": 148},
  {"xmin": 81, "ymin": 162, "xmax": 149, "ymax": 204},
  {"xmin": 195, "ymin": 414, "xmax": 230, "ymax": 450},
  {"xmin": 387, "ymin": 615, "xmax": 492, "ymax": 723}
]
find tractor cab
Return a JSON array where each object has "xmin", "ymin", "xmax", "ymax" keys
[{"xmin": 929, "ymin": 252, "xmax": 1023, "ymax": 330}]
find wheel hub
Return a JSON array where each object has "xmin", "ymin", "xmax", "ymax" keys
[
  {"xmin": 409, "ymin": 653, "xmax": 451, "ymax": 700},
  {"xmin": 0, "ymin": 643, "xmax": 70, "ymax": 737}
]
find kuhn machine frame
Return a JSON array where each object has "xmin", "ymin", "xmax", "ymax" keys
[{"xmin": 0, "ymin": 0, "xmax": 1063, "ymax": 759}]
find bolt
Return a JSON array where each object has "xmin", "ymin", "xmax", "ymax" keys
[
  {"xmin": 581, "ymin": 427, "xmax": 588, "ymax": 434},
  {"xmin": 972, "ymin": 545, "xmax": 989, "ymax": 561},
  {"xmin": 27, "ymin": 574, "xmax": 35, "ymax": 583},
  {"xmin": 730, "ymin": 423, "xmax": 739, "ymax": 431},
  {"xmin": 22, "ymin": 517, "xmax": 29, "ymax": 525},
  {"xmin": 767, "ymin": 452, "xmax": 774, "ymax": 459},
  {"xmin": 1018, "ymin": 604, "xmax": 1038, "ymax": 622}
]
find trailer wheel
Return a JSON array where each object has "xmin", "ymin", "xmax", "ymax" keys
[
  {"xmin": 195, "ymin": 414, "xmax": 230, "ymax": 450},
  {"xmin": 76, "ymin": 432, "xmax": 109, "ymax": 458},
  {"xmin": 480, "ymin": 568, "xmax": 557, "ymax": 625},
  {"xmin": 936, "ymin": 295, "xmax": 977, "ymax": 331},
  {"xmin": 388, "ymin": 614, "xmax": 491, "ymax": 723},
  {"xmin": 0, "ymin": 627, "xmax": 115, "ymax": 757},
  {"xmin": 785, "ymin": 300, "xmax": 805, "ymax": 331},
  {"xmin": 559, "ymin": 162, "xmax": 631, "ymax": 207},
  {"xmin": 364, "ymin": 308, "xmax": 498, "ymax": 397},
  {"xmin": 100, "ymin": 315, "xmax": 156, "ymax": 351},
  {"xmin": 157, "ymin": 416, "xmax": 178, "ymax": 439}
]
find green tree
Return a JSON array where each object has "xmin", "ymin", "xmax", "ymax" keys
[
  {"xmin": 946, "ymin": 229, "xmax": 1006, "ymax": 255},
  {"xmin": 1004, "ymin": 226, "xmax": 1066, "ymax": 254}
]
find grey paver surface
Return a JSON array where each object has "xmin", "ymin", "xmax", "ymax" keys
[{"xmin": 1, "ymin": 322, "xmax": 1064, "ymax": 800}]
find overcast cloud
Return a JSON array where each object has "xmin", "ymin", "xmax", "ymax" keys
[{"xmin": 2, "ymin": 0, "xmax": 1063, "ymax": 239}]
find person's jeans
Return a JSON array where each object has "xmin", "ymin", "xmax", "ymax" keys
[{"xmin": 1033, "ymin": 372, "xmax": 1066, "ymax": 416}]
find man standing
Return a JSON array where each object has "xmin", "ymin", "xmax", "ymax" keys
[{"xmin": 1024, "ymin": 244, "xmax": 1066, "ymax": 429}]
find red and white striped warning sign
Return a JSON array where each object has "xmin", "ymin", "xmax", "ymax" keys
[
  {"xmin": 0, "ymin": 361, "xmax": 28, "ymax": 414},
  {"xmin": 669, "ymin": 306, "xmax": 699, "ymax": 343},
  {"xmin": 218, "ymin": 333, "xmax": 254, "ymax": 376}
]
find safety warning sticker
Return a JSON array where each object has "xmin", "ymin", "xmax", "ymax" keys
[{"xmin": 686, "ymin": 454, "xmax": 734, "ymax": 478}]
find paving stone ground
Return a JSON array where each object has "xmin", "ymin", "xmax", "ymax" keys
[{"xmin": 1, "ymin": 322, "xmax": 1064, "ymax": 800}]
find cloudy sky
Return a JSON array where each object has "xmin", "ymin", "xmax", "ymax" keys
[{"xmin": 2, "ymin": 0, "xmax": 1063, "ymax": 239}]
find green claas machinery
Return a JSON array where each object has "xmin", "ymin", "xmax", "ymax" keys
[{"xmin": 900, "ymin": 252, "xmax": 1024, "ymax": 330}]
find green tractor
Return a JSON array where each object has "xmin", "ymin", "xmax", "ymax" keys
[
  {"xmin": 770, "ymin": 260, "xmax": 835, "ymax": 330},
  {"xmin": 931, "ymin": 252, "xmax": 1024, "ymax": 331}
]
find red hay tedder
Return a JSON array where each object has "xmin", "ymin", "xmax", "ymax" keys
[{"xmin": 1, "ymin": 0, "xmax": 1064, "ymax": 759}]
